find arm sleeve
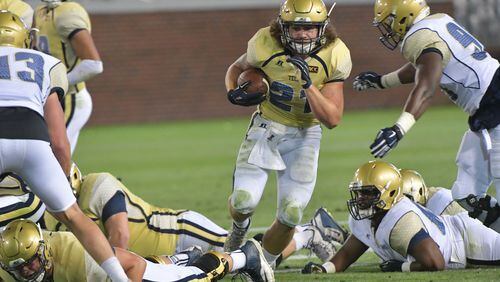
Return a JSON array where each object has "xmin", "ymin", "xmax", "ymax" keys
[
  {"xmin": 49, "ymin": 62, "xmax": 68, "ymax": 101},
  {"xmin": 88, "ymin": 174, "xmax": 126, "ymax": 219},
  {"xmin": 54, "ymin": 4, "xmax": 91, "ymax": 39},
  {"xmin": 102, "ymin": 192, "xmax": 127, "ymax": 223},
  {"xmin": 389, "ymin": 211, "xmax": 427, "ymax": 257},
  {"xmin": 402, "ymin": 29, "xmax": 451, "ymax": 68},
  {"xmin": 327, "ymin": 40, "xmax": 352, "ymax": 82},
  {"xmin": 247, "ymin": 28, "xmax": 272, "ymax": 68}
]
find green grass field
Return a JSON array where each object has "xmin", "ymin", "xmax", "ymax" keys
[{"xmin": 74, "ymin": 105, "xmax": 500, "ymax": 281}]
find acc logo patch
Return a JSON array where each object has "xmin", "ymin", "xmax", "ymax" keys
[{"xmin": 308, "ymin": 66, "xmax": 319, "ymax": 73}]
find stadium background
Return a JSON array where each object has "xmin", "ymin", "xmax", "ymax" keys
[
  {"xmin": 19, "ymin": 1, "xmax": 500, "ymax": 280},
  {"xmin": 26, "ymin": 0, "xmax": 500, "ymax": 125}
]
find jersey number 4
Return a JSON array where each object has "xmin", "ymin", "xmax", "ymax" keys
[
  {"xmin": 446, "ymin": 22, "xmax": 487, "ymax": 61},
  {"xmin": 0, "ymin": 52, "xmax": 45, "ymax": 91}
]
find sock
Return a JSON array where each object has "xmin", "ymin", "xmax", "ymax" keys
[
  {"xmin": 263, "ymin": 248, "xmax": 279, "ymax": 265},
  {"xmin": 168, "ymin": 253, "xmax": 189, "ymax": 266},
  {"xmin": 100, "ymin": 256, "xmax": 128, "ymax": 282},
  {"xmin": 293, "ymin": 228, "xmax": 314, "ymax": 250},
  {"xmin": 229, "ymin": 250, "xmax": 246, "ymax": 272},
  {"xmin": 234, "ymin": 218, "xmax": 250, "ymax": 230}
]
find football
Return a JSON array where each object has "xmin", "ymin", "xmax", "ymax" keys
[{"xmin": 237, "ymin": 68, "xmax": 269, "ymax": 95}]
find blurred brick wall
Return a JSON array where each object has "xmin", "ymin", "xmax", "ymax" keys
[{"xmin": 87, "ymin": 3, "xmax": 454, "ymax": 125}]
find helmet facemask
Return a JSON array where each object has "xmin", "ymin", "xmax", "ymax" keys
[
  {"xmin": 279, "ymin": 20, "xmax": 328, "ymax": 55},
  {"xmin": 2, "ymin": 241, "xmax": 51, "ymax": 282},
  {"xmin": 373, "ymin": 14, "xmax": 401, "ymax": 51},
  {"xmin": 347, "ymin": 183, "xmax": 384, "ymax": 220}
]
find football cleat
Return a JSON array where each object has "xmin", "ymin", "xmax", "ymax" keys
[
  {"xmin": 239, "ymin": 238, "xmax": 275, "ymax": 282},
  {"xmin": 303, "ymin": 224, "xmax": 338, "ymax": 262},
  {"xmin": 311, "ymin": 207, "xmax": 349, "ymax": 244},
  {"xmin": 224, "ymin": 220, "xmax": 250, "ymax": 252}
]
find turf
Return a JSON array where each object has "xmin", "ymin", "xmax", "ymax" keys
[{"xmin": 73, "ymin": 105, "xmax": 500, "ymax": 281}]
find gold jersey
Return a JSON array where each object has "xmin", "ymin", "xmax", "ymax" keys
[
  {"xmin": 44, "ymin": 173, "xmax": 207, "ymax": 257},
  {"xmin": 0, "ymin": 231, "xmax": 107, "ymax": 282},
  {"xmin": 0, "ymin": 0, "xmax": 33, "ymax": 27},
  {"xmin": 247, "ymin": 27, "xmax": 352, "ymax": 128},
  {"xmin": 34, "ymin": 2, "xmax": 91, "ymax": 96}
]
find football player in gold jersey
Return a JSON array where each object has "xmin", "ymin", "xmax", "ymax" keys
[
  {"xmin": 0, "ymin": 0, "xmax": 33, "ymax": 27},
  {"xmin": 0, "ymin": 219, "xmax": 275, "ymax": 282},
  {"xmin": 35, "ymin": 0, "xmax": 103, "ymax": 154},
  {"xmin": 224, "ymin": 0, "xmax": 352, "ymax": 267},
  {"xmin": 42, "ymin": 165, "xmax": 229, "ymax": 257}
]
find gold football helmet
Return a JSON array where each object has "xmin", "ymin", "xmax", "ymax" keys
[
  {"xmin": 278, "ymin": 0, "xmax": 330, "ymax": 55},
  {"xmin": 0, "ymin": 219, "xmax": 52, "ymax": 282},
  {"xmin": 347, "ymin": 160, "xmax": 403, "ymax": 220},
  {"xmin": 373, "ymin": 0, "xmax": 430, "ymax": 50},
  {"xmin": 400, "ymin": 169, "xmax": 428, "ymax": 205},
  {"xmin": 0, "ymin": 10, "xmax": 30, "ymax": 48},
  {"xmin": 69, "ymin": 162, "xmax": 83, "ymax": 197}
]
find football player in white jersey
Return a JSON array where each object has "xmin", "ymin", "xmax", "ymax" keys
[
  {"xmin": 35, "ymin": 0, "xmax": 103, "ymax": 154},
  {"xmin": 0, "ymin": 219, "xmax": 274, "ymax": 282},
  {"xmin": 0, "ymin": 11, "xmax": 128, "ymax": 281},
  {"xmin": 400, "ymin": 169, "xmax": 465, "ymax": 216},
  {"xmin": 302, "ymin": 160, "xmax": 500, "ymax": 275},
  {"xmin": 224, "ymin": 0, "xmax": 351, "ymax": 268},
  {"xmin": 353, "ymin": 0, "xmax": 500, "ymax": 232}
]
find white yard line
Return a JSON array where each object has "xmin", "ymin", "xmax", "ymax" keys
[{"xmin": 248, "ymin": 221, "xmax": 348, "ymax": 233}]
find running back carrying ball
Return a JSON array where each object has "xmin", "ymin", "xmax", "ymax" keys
[{"xmin": 237, "ymin": 68, "xmax": 269, "ymax": 95}]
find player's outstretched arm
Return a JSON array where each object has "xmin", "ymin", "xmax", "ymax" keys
[
  {"xmin": 353, "ymin": 63, "xmax": 416, "ymax": 92},
  {"xmin": 302, "ymin": 234, "xmax": 368, "ymax": 274},
  {"xmin": 368, "ymin": 52, "xmax": 443, "ymax": 158},
  {"xmin": 68, "ymin": 30, "xmax": 103, "ymax": 85}
]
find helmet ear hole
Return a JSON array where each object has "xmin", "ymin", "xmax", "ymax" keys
[{"xmin": 389, "ymin": 190, "xmax": 395, "ymax": 197}]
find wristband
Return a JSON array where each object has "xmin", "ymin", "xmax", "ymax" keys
[
  {"xmin": 402, "ymin": 262, "xmax": 411, "ymax": 272},
  {"xmin": 395, "ymin": 111, "xmax": 416, "ymax": 134},
  {"xmin": 322, "ymin": 261, "xmax": 336, "ymax": 273},
  {"xmin": 381, "ymin": 71, "xmax": 402, "ymax": 88}
]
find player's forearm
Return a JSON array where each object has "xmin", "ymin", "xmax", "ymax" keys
[
  {"xmin": 408, "ymin": 261, "xmax": 444, "ymax": 271},
  {"xmin": 108, "ymin": 230, "xmax": 130, "ymax": 250},
  {"xmin": 225, "ymin": 65, "xmax": 242, "ymax": 91},
  {"xmin": 403, "ymin": 74, "xmax": 437, "ymax": 120},
  {"xmin": 305, "ymin": 86, "xmax": 343, "ymax": 129},
  {"xmin": 396, "ymin": 63, "xmax": 416, "ymax": 84}
]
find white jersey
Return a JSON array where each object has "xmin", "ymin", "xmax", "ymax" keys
[
  {"xmin": 402, "ymin": 14, "xmax": 500, "ymax": 115},
  {"xmin": 427, "ymin": 187, "xmax": 454, "ymax": 215},
  {"xmin": 0, "ymin": 47, "xmax": 64, "ymax": 116},
  {"xmin": 349, "ymin": 197, "xmax": 466, "ymax": 268}
]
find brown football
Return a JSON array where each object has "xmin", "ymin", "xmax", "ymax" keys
[{"xmin": 237, "ymin": 68, "xmax": 269, "ymax": 94}]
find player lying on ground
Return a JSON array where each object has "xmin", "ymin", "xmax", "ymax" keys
[
  {"xmin": 302, "ymin": 160, "xmax": 500, "ymax": 274},
  {"xmin": 353, "ymin": 0, "xmax": 500, "ymax": 232},
  {"xmin": 0, "ymin": 166, "xmax": 347, "ymax": 263},
  {"xmin": 0, "ymin": 219, "xmax": 274, "ymax": 282}
]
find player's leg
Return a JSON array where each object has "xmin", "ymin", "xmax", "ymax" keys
[
  {"xmin": 64, "ymin": 89, "xmax": 92, "ymax": 154},
  {"xmin": 18, "ymin": 140, "xmax": 127, "ymax": 281},
  {"xmin": 452, "ymin": 130, "xmax": 500, "ymax": 232},
  {"xmin": 226, "ymin": 115, "xmax": 270, "ymax": 251},
  {"xmin": 262, "ymin": 130, "xmax": 321, "ymax": 266},
  {"xmin": 175, "ymin": 210, "xmax": 228, "ymax": 253},
  {"xmin": 453, "ymin": 213, "xmax": 500, "ymax": 265}
]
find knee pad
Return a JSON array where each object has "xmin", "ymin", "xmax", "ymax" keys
[
  {"xmin": 231, "ymin": 190, "xmax": 257, "ymax": 215},
  {"xmin": 191, "ymin": 251, "xmax": 229, "ymax": 281},
  {"xmin": 277, "ymin": 200, "xmax": 303, "ymax": 227},
  {"xmin": 457, "ymin": 194, "xmax": 500, "ymax": 227}
]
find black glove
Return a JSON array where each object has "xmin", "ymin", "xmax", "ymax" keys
[
  {"xmin": 370, "ymin": 125, "xmax": 403, "ymax": 158},
  {"xmin": 227, "ymin": 81, "xmax": 266, "ymax": 106},
  {"xmin": 353, "ymin": 71, "xmax": 384, "ymax": 91},
  {"xmin": 286, "ymin": 56, "xmax": 312, "ymax": 89},
  {"xmin": 380, "ymin": 260, "xmax": 404, "ymax": 272},
  {"xmin": 301, "ymin": 262, "xmax": 327, "ymax": 274}
]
